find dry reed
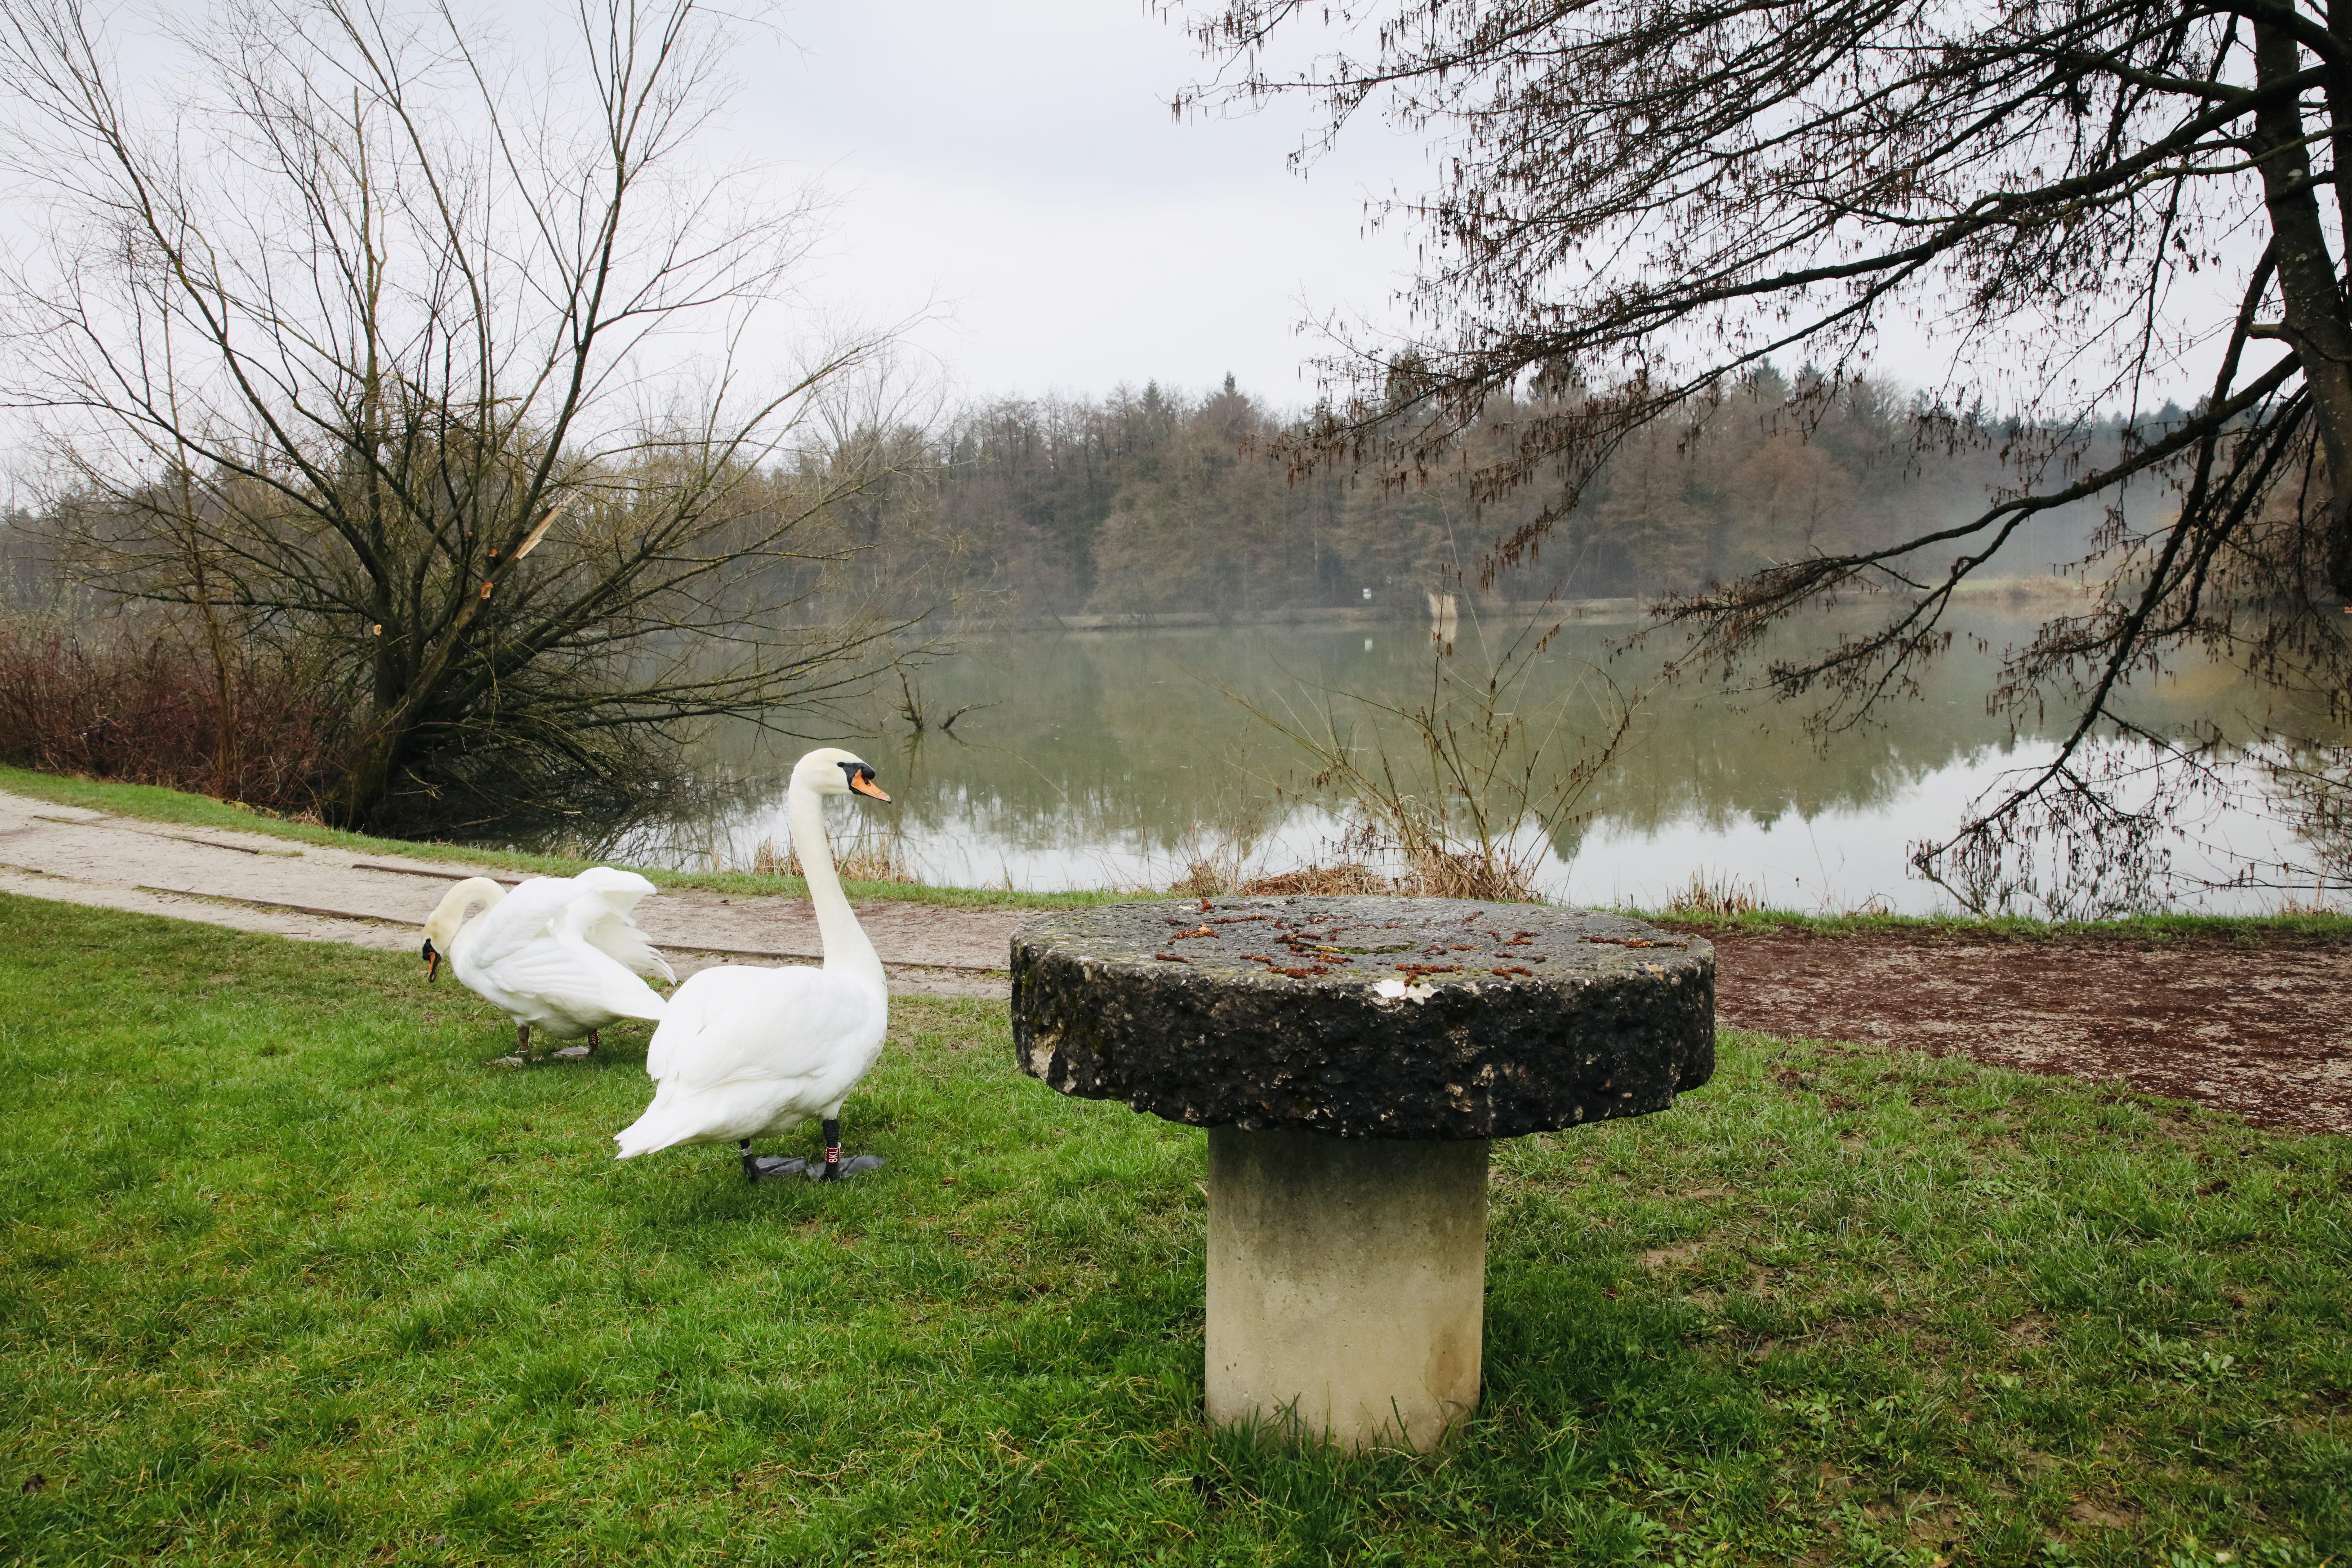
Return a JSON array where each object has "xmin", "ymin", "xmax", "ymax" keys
[
  {"xmin": 747, "ymin": 835, "xmax": 918, "ymax": 886},
  {"xmin": 1659, "ymin": 869, "xmax": 1761, "ymax": 918}
]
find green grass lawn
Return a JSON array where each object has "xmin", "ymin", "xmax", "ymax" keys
[{"xmin": 1, "ymin": 895, "xmax": 2346, "ymax": 1566}]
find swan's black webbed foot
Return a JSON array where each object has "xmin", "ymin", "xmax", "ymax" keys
[
  {"xmin": 550, "ymin": 1030, "xmax": 601, "ymax": 1061},
  {"xmin": 808, "ymin": 1117, "xmax": 882, "ymax": 1180},
  {"xmin": 738, "ymin": 1140, "xmax": 808, "ymax": 1182},
  {"xmin": 811, "ymin": 1154, "xmax": 884, "ymax": 1182}
]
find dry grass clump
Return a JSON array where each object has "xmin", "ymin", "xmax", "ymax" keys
[
  {"xmin": 1170, "ymin": 858, "xmax": 1234, "ymax": 898},
  {"xmin": 1659, "ymin": 870, "xmax": 1760, "ymax": 918},
  {"xmin": 747, "ymin": 836, "xmax": 918, "ymax": 886},
  {"xmin": 1180, "ymin": 855, "xmax": 1526, "ymax": 901},
  {"xmin": 835, "ymin": 843, "xmax": 917, "ymax": 885},
  {"xmin": 1390, "ymin": 845, "xmax": 1534, "ymax": 902},
  {"xmin": 1235, "ymin": 862, "xmax": 1392, "ymax": 897}
]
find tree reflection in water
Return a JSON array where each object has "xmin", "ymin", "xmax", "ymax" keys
[{"xmin": 590, "ymin": 612, "xmax": 2346, "ymax": 917}]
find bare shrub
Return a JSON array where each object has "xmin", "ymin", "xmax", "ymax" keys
[
  {"xmin": 1238, "ymin": 608, "xmax": 1632, "ymax": 904},
  {"xmin": 0, "ymin": 0, "xmax": 900, "ymax": 834},
  {"xmin": 0, "ymin": 616, "xmax": 351, "ymax": 812}
]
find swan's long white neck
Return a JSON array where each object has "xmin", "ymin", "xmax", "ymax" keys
[
  {"xmin": 428, "ymin": 878, "xmax": 506, "ymax": 953},
  {"xmin": 788, "ymin": 778, "xmax": 884, "ymax": 993}
]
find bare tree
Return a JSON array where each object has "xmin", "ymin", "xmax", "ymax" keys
[
  {"xmin": 1178, "ymin": 0, "xmax": 2352, "ymax": 907},
  {"xmin": 0, "ymin": 0, "xmax": 900, "ymax": 830}
]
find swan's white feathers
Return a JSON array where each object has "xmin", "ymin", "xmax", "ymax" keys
[
  {"xmin": 577, "ymin": 910, "xmax": 676, "ymax": 984},
  {"xmin": 431, "ymin": 868, "xmax": 674, "ymax": 1041},
  {"xmin": 491, "ymin": 937, "xmax": 666, "ymax": 1025},
  {"xmin": 612, "ymin": 748, "xmax": 893, "ymax": 1165},
  {"xmin": 568, "ymin": 865, "xmax": 659, "ymax": 907},
  {"xmin": 555, "ymin": 869, "xmax": 675, "ymax": 982},
  {"xmin": 644, "ymin": 964, "xmax": 879, "ymax": 1086},
  {"xmin": 464, "ymin": 877, "xmax": 596, "ymax": 969},
  {"xmin": 463, "ymin": 872, "xmax": 674, "ymax": 981}
]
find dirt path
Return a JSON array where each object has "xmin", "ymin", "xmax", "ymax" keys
[
  {"xmin": 4, "ymin": 787, "xmax": 2343, "ymax": 1131},
  {"xmin": 0, "ymin": 787, "xmax": 1029, "ymax": 997},
  {"xmin": 1708, "ymin": 929, "xmax": 2352, "ymax": 1135}
]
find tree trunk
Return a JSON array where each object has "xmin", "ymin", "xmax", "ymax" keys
[
  {"xmin": 185, "ymin": 541, "xmax": 239, "ymax": 797},
  {"xmin": 323, "ymin": 717, "xmax": 407, "ymax": 831},
  {"xmin": 2254, "ymin": 22, "xmax": 2352, "ymax": 596}
]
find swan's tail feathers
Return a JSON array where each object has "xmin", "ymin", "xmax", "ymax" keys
[
  {"xmin": 613, "ymin": 1102, "xmax": 695, "ymax": 1160},
  {"xmin": 601, "ymin": 964, "xmax": 669, "ymax": 1023},
  {"xmin": 583, "ymin": 914, "xmax": 676, "ymax": 983}
]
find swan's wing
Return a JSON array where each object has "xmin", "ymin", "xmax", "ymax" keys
[
  {"xmin": 562, "ymin": 868, "xmax": 674, "ymax": 982},
  {"xmin": 578, "ymin": 913, "xmax": 675, "ymax": 983},
  {"xmin": 644, "ymin": 964, "xmax": 877, "ymax": 1087},
  {"xmin": 570, "ymin": 866, "xmax": 657, "ymax": 913},
  {"xmin": 488, "ymin": 933, "xmax": 668, "ymax": 1023},
  {"xmin": 464, "ymin": 877, "xmax": 585, "ymax": 967}
]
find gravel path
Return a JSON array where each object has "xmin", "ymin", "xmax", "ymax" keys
[{"xmin": 0, "ymin": 787, "xmax": 1026, "ymax": 997}]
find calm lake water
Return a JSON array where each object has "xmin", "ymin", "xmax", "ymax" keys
[{"xmin": 610, "ymin": 610, "xmax": 2341, "ymax": 916}]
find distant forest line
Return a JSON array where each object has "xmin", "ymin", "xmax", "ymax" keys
[
  {"xmin": 828, "ymin": 364, "xmax": 2139, "ymax": 626},
  {"xmin": 3, "ymin": 363, "xmax": 2158, "ymax": 632},
  {"xmin": 0, "ymin": 360, "xmax": 2219, "ymax": 834}
]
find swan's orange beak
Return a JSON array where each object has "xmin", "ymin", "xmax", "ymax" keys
[
  {"xmin": 422, "ymin": 938, "xmax": 441, "ymax": 982},
  {"xmin": 849, "ymin": 769, "xmax": 891, "ymax": 802}
]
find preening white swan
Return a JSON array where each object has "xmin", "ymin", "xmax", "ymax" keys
[
  {"xmin": 420, "ymin": 867, "xmax": 673, "ymax": 1057},
  {"xmin": 613, "ymin": 747, "xmax": 893, "ymax": 1183}
]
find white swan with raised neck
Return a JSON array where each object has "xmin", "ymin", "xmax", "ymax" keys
[{"xmin": 613, "ymin": 747, "xmax": 894, "ymax": 1181}]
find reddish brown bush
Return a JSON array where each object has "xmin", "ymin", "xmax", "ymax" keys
[{"xmin": 0, "ymin": 619, "xmax": 354, "ymax": 814}]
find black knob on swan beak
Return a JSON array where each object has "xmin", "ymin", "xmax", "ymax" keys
[{"xmin": 839, "ymin": 760, "xmax": 891, "ymax": 802}]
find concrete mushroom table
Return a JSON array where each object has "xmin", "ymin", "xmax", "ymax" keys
[{"xmin": 1010, "ymin": 895, "xmax": 1714, "ymax": 1453}]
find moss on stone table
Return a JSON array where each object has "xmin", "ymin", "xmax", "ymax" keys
[{"xmin": 1010, "ymin": 896, "xmax": 1715, "ymax": 1140}]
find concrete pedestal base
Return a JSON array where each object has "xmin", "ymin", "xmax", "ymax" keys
[{"xmin": 1205, "ymin": 1126, "xmax": 1488, "ymax": 1453}]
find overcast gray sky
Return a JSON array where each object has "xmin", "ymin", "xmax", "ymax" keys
[
  {"xmin": 0, "ymin": 0, "xmax": 2235, "ymax": 449},
  {"xmin": 735, "ymin": 0, "xmax": 2254, "ymax": 418},
  {"xmin": 737, "ymin": 0, "xmax": 1431, "ymax": 406}
]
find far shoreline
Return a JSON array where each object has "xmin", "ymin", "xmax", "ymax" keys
[{"xmin": 930, "ymin": 574, "xmax": 2098, "ymax": 637}]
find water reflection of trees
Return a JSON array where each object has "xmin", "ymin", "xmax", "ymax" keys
[
  {"xmin": 2267, "ymin": 749, "xmax": 2352, "ymax": 889},
  {"xmin": 610, "ymin": 610, "xmax": 2340, "ymax": 883}
]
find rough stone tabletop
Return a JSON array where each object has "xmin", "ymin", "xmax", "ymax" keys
[{"xmin": 1011, "ymin": 897, "xmax": 1715, "ymax": 1140}]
